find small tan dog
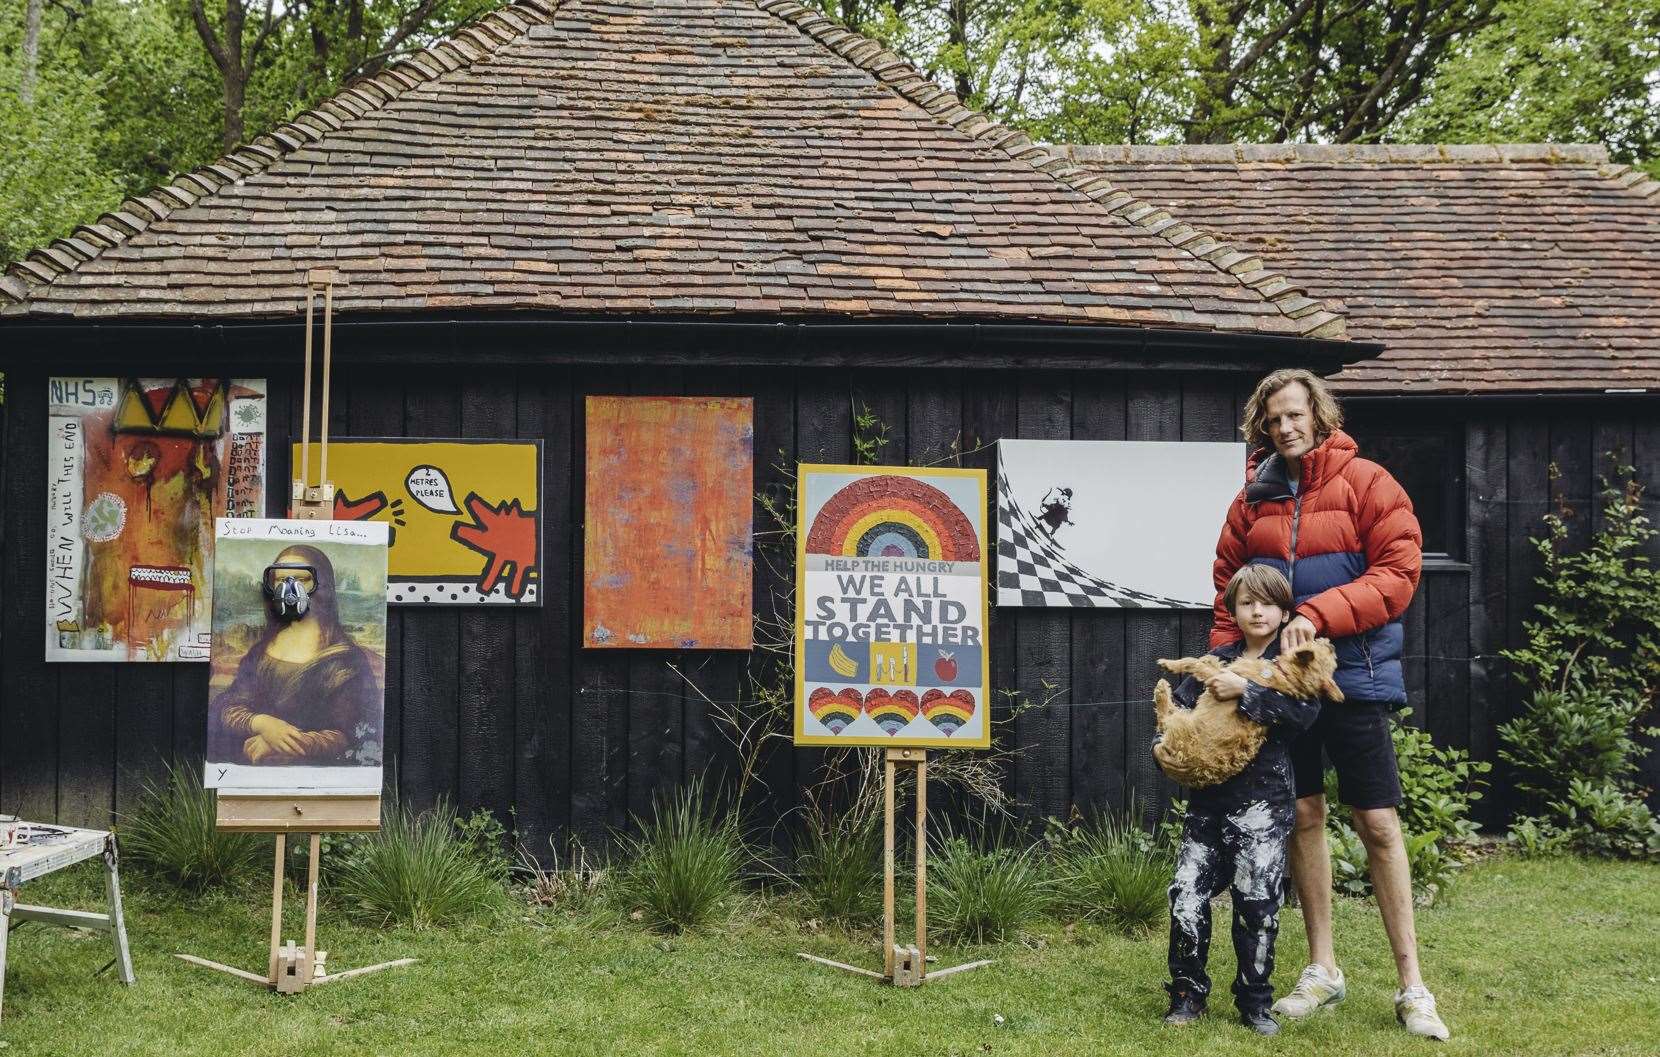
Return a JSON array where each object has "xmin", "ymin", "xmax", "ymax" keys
[{"xmin": 1152, "ymin": 639, "xmax": 1344, "ymax": 788}]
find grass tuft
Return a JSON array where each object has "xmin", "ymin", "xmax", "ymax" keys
[
  {"xmin": 928, "ymin": 825, "xmax": 1052, "ymax": 945},
  {"xmin": 793, "ymin": 802, "xmax": 882, "ymax": 925},
  {"xmin": 614, "ymin": 777, "xmax": 748, "ymax": 934},
  {"xmin": 1049, "ymin": 810, "xmax": 1173, "ymax": 935},
  {"xmin": 117, "ymin": 759, "xmax": 268, "ymax": 891},
  {"xmin": 331, "ymin": 795, "xmax": 508, "ymax": 929}
]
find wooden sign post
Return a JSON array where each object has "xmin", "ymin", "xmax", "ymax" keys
[
  {"xmin": 178, "ymin": 270, "xmax": 411, "ymax": 993},
  {"xmin": 798, "ymin": 748, "xmax": 992, "ymax": 986}
]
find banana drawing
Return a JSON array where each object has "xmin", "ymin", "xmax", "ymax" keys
[{"xmin": 828, "ymin": 643, "xmax": 860, "ymax": 678}]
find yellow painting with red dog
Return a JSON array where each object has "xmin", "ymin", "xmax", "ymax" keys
[{"xmin": 291, "ymin": 438, "xmax": 541, "ymax": 606}]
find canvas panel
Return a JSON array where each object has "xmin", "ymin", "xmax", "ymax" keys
[
  {"xmin": 583, "ymin": 396, "xmax": 754, "ymax": 650},
  {"xmin": 46, "ymin": 377, "xmax": 267, "ymax": 662},
  {"xmin": 794, "ymin": 465, "xmax": 991, "ymax": 749},
  {"xmin": 204, "ymin": 518, "xmax": 389, "ymax": 794},
  {"xmin": 291, "ymin": 438, "xmax": 542, "ymax": 605},
  {"xmin": 995, "ymin": 440, "xmax": 1245, "ymax": 609}
]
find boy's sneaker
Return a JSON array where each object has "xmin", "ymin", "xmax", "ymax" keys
[
  {"xmin": 1240, "ymin": 1009, "xmax": 1280, "ymax": 1036},
  {"xmin": 1395, "ymin": 985, "xmax": 1451, "ymax": 1040},
  {"xmin": 1272, "ymin": 963, "xmax": 1346, "ymax": 1019},
  {"xmin": 1162, "ymin": 983, "xmax": 1206, "ymax": 1025}
]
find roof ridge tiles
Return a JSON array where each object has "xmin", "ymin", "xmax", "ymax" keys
[
  {"xmin": 750, "ymin": 0, "xmax": 1345, "ymax": 339},
  {"xmin": 1058, "ymin": 142, "xmax": 1614, "ymax": 166},
  {"xmin": 0, "ymin": 0, "xmax": 561, "ymax": 307}
]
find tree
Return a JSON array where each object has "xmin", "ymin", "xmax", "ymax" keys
[
  {"xmin": 188, "ymin": 0, "xmax": 286, "ymax": 151},
  {"xmin": 19, "ymin": 0, "xmax": 38, "ymax": 103},
  {"xmin": 1399, "ymin": 0, "xmax": 1660, "ymax": 174},
  {"xmin": 1, "ymin": 1, "xmax": 121, "ymax": 261}
]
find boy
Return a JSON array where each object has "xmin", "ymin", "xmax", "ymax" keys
[{"xmin": 1158, "ymin": 564, "xmax": 1322, "ymax": 1035}]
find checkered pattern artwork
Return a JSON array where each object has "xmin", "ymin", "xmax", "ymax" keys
[{"xmin": 995, "ymin": 452, "xmax": 1196, "ymax": 609}]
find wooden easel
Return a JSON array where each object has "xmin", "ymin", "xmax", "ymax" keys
[
  {"xmin": 177, "ymin": 796, "xmax": 412, "ymax": 992},
  {"xmin": 798, "ymin": 748, "xmax": 993, "ymax": 986},
  {"xmin": 178, "ymin": 270, "xmax": 411, "ymax": 993},
  {"xmin": 291, "ymin": 268, "xmax": 339, "ymax": 521}
]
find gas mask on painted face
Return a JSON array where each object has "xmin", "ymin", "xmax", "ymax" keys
[{"xmin": 262, "ymin": 562, "xmax": 318, "ymax": 622}]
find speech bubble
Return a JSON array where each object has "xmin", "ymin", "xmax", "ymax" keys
[{"xmin": 405, "ymin": 465, "xmax": 459, "ymax": 514}]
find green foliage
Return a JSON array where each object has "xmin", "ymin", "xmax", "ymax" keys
[
  {"xmin": 1325, "ymin": 712, "xmax": 1489, "ymax": 904},
  {"xmin": 454, "ymin": 805, "xmax": 514, "ymax": 885},
  {"xmin": 117, "ymin": 759, "xmax": 269, "ymax": 891},
  {"xmin": 792, "ymin": 801, "xmax": 882, "ymax": 925},
  {"xmin": 1498, "ymin": 466, "xmax": 1660, "ymax": 860},
  {"xmin": 1401, "ymin": 0, "xmax": 1660, "ymax": 176},
  {"xmin": 613, "ymin": 778, "xmax": 749, "ymax": 934},
  {"xmin": 1044, "ymin": 809, "xmax": 1172, "ymax": 935},
  {"xmin": 0, "ymin": 6, "xmax": 122, "ymax": 262},
  {"xmin": 851, "ymin": 398, "xmax": 891, "ymax": 465},
  {"xmin": 331, "ymin": 796, "xmax": 509, "ymax": 929},
  {"xmin": 928, "ymin": 824, "xmax": 1052, "ymax": 944}
]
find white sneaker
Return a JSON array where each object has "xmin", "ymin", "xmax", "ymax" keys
[
  {"xmin": 1272, "ymin": 963, "xmax": 1346, "ymax": 1019},
  {"xmin": 1395, "ymin": 985, "xmax": 1451, "ymax": 1040}
]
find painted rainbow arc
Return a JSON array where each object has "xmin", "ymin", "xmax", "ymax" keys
[{"xmin": 806, "ymin": 475, "xmax": 979, "ymax": 560}]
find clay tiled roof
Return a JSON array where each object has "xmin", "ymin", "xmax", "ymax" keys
[
  {"xmin": 1062, "ymin": 143, "xmax": 1660, "ymax": 394},
  {"xmin": 0, "ymin": 0, "xmax": 1344, "ymax": 340}
]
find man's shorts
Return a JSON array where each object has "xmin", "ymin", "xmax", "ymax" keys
[{"xmin": 1289, "ymin": 699, "xmax": 1404, "ymax": 809}]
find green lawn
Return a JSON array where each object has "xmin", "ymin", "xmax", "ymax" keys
[{"xmin": 0, "ymin": 855, "xmax": 1655, "ymax": 1056}]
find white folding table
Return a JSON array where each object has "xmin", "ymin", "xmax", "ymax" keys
[{"xmin": 0, "ymin": 824, "xmax": 136, "ymax": 1020}]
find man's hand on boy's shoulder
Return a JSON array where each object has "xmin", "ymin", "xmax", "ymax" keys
[{"xmin": 1280, "ymin": 614, "xmax": 1318, "ymax": 648}]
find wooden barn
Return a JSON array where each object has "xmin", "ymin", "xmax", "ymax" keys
[
  {"xmin": 0, "ymin": 1, "xmax": 1651, "ymax": 847},
  {"xmin": 1065, "ymin": 143, "xmax": 1660, "ymax": 812}
]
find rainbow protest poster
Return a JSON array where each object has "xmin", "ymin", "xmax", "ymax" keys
[{"xmin": 794, "ymin": 465, "xmax": 990, "ymax": 749}]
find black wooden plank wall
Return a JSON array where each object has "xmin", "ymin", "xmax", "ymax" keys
[
  {"xmin": 4, "ymin": 361, "xmax": 1656, "ymax": 845},
  {"xmin": 1462, "ymin": 406, "xmax": 1660, "ymax": 820}
]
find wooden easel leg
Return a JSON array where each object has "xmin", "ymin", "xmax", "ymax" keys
[
  {"xmin": 882, "ymin": 753, "xmax": 897, "ymax": 980},
  {"xmin": 798, "ymin": 748, "xmax": 985, "ymax": 986},
  {"xmin": 268, "ymin": 834, "xmax": 286, "ymax": 985},
  {"xmin": 103, "ymin": 838, "xmax": 136, "ymax": 985},
  {"xmin": 302, "ymin": 833, "xmax": 321, "ymax": 986},
  {"xmin": 915, "ymin": 753, "xmax": 927, "ymax": 979}
]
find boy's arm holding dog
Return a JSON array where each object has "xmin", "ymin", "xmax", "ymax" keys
[{"xmin": 1236, "ymin": 680, "xmax": 1321, "ymax": 733}]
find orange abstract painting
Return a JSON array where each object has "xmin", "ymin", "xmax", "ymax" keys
[{"xmin": 583, "ymin": 396, "xmax": 753, "ymax": 649}]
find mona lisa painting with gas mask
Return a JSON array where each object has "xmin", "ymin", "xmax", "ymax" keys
[{"xmin": 204, "ymin": 518, "xmax": 390, "ymax": 794}]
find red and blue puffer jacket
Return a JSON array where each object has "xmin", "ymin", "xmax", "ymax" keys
[{"xmin": 1210, "ymin": 430, "xmax": 1422, "ymax": 704}]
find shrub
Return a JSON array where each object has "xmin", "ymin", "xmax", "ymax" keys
[
  {"xmin": 793, "ymin": 802, "xmax": 881, "ymax": 925},
  {"xmin": 1325, "ymin": 712, "xmax": 1488, "ymax": 904},
  {"xmin": 613, "ymin": 779, "xmax": 748, "ymax": 934},
  {"xmin": 1047, "ymin": 810, "xmax": 1172, "ymax": 935},
  {"xmin": 331, "ymin": 796, "xmax": 508, "ymax": 929},
  {"xmin": 454, "ymin": 806, "xmax": 515, "ymax": 885},
  {"xmin": 1498, "ymin": 466, "xmax": 1660, "ymax": 860},
  {"xmin": 118, "ymin": 760, "xmax": 268, "ymax": 891},
  {"xmin": 929, "ymin": 827, "xmax": 1052, "ymax": 945}
]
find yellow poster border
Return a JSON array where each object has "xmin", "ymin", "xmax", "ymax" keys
[{"xmin": 793, "ymin": 463, "xmax": 992, "ymax": 750}]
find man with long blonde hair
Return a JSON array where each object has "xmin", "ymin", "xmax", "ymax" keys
[{"xmin": 1208, "ymin": 368, "xmax": 1449, "ymax": 1040}]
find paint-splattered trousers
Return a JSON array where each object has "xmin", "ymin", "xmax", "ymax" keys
[{"xmin": 1166, "ymin": 796, "xmax": 1293, "ymax": 1014}]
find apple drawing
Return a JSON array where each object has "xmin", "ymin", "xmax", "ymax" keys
[{"xmin": 934, "ymin": 651, "xmax": 957, "ymax": 682}]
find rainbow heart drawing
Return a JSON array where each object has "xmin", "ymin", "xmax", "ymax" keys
[
  {"xmin": 921, "ymin": 688, "xmax": 976, "ymax": 736},
  {"xmin": 863, "ymin": 689, "xmax": 920, "ymax": 735},
  {"xmin": 808, "ymin": 687, "xmax": 863, "ymax": 734}
]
